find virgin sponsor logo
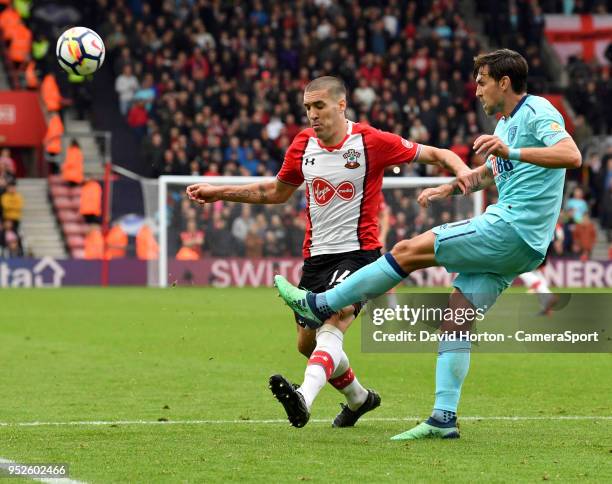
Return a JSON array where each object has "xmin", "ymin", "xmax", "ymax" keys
[{"xmin": 312, "ymin": 178, "xmax": 355, "ymax": 206}]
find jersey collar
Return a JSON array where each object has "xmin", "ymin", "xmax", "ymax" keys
[
  {"xmin": 317, "ymin": 120, "xmax": 353, "ymax": 151},
  {"xmin": 508, "ymin": 94, "xmax": 529, "ymax": 119}
]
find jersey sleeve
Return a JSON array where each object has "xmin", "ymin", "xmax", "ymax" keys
[
  {"xmin": 276, "ymin": 131, "xmax": 309, "ymax": 186},
  {"xmin": 367, "ymin": 128, "xmax": 421, "ymax": 167},
  {"xmin": 530, "ymin": 106, "xmax": 571, "ymax": 147}
]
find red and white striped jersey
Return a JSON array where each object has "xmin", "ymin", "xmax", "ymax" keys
[{"xmin": 277, "ymin": 121, "xmax": 421, "ymax": 258}]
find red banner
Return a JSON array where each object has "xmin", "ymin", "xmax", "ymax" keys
[{"xmin": 0, "ymin": 91, "xmax": 46, "ymax": 147}]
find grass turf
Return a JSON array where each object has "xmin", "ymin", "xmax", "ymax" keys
[{"xmin": 0, "ymin": 287, "xmax": 610, "ymax": 482}]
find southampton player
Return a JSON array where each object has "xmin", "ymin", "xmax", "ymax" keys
[
  {"xmin": 517, "ymin": 267, "xmax": 558, "ymax": 316},
  {"xmin": 187, "ymin": 76, "xmax": 474, "ymax": 428},
  {"xmin": 275, "ymin": 51, "xmax": 582, "ymax": 439}
]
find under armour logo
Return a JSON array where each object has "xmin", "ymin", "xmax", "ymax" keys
[{"xmin": 304, "ymin": 157, "xmax": 315, "ymax": 166}]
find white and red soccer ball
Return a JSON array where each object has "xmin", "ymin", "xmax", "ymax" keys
[{"xmin": 56, "ymin": 26, "xmax": 105, "ymax": 76}]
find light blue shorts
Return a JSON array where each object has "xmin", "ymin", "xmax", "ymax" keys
[{"xmin": 432, "ymin": 212, "xmax": 544, "ymax": 310}]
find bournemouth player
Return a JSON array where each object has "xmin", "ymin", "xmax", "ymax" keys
[
  {"xmin": 276, "ymin": 52, "xmax": 582, "ymax": 438},
  {"xmin": 187, "ymin": 76, "xmax": 474, "ymax": 428}
]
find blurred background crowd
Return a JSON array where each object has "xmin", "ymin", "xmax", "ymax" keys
[{"xmin": 0, "ymin": 0, "xmax": 611, "ymax": 260}]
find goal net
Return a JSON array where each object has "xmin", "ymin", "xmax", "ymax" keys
[{"xmin": 152, "ymin": 176, "xmax": 483, "ymax": 288}]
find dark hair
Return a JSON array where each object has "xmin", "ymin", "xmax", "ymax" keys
[
  {"xmin": 304, "ymin": 76, "xmax": 347, "ymax": 100},
  {"xmin": 473, "ymin": 49, "xmax": 528, "ymax": 94}
]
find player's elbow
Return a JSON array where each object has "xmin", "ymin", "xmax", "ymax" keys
[{"xmin": 564, "ymin": 149, "xmax": 582, "ymax": 169}]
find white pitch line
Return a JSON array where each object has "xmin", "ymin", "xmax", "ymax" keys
[
  {"xmin": 0, "ymin": 416, "xmax": 610, "ymax": 427},
  {"xmin": 0, "ymin": 457, "xmax": 85, "ymax": 484}
]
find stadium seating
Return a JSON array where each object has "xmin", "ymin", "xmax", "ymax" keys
[{"xmin": 48, "ymin": 174, "xmax": 90, "ymax": 257}]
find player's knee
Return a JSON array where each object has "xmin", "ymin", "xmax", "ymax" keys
[
  {"xmin": 391, "ymin": 239, "xmax": 417, "ymax": 267},
  {"xmin": 391, "ymin": 239, "xmax": 415, "ymax": 257}
]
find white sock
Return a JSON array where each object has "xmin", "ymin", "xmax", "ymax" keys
[
  {"xmin": 329, "ymin": 351, "xmax": 368, "ymax": 410},
  {"xmin": 518, "ymin": 271, "xmax": 541, "ymax": 291},
  {"xmin": 519, "ymin": 271, "xmax": 553, "ymax": 310},
  {"xmin": 297, "ymin": 324, "xmax": 344, "ymax": 411},
  {"xmin": 533, "ymin": 270, "xmax": 551, "ymax": 294}
]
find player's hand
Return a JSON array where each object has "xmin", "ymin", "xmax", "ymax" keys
[
  {"xmin": 473, "ymin": 135, "xmax": 509, "ymax": 159},
  {"xmin": 186, "ymin": 183, "xmax": 221, "ymax": 204},
  {"xmin": 417, "ymin": 184, "xmax": 453, "ymax": 208},
  {"xmin": 454, "ymin": 168, "xmax": 481, "ymax": 195}
]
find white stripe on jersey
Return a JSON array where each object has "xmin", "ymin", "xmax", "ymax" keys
[{"xmin": 303, "ymin": 123, "xmax": 367, "ymax": 256}]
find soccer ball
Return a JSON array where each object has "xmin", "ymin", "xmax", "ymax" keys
[{"xmin": 56, "ymin": 27, "xmax": 105, "ymax": 76}]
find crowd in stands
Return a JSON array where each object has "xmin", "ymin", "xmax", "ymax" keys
[
  {"xmin": 0, "ymin": 148, "xmax": 24, "ymax": 257},
  {"xmin": 101, "ymin": 0, "xmax": 484, "ymax": 180},
  {"xmin": 2, "ymin": 0, "xmax": 611, "ymax": 260},
  {"xmin": 101, "ymin": 0, "xmax": 490, "ymax": 258},
  {"xmin": 100, "ymin": 0, "xmax": 612, "ymax": 260}
]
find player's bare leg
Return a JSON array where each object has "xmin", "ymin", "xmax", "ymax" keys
[
  {"xmin": 270, "ymin": 309, "xmax": 380, "ymax": 428},
  {"xmin": 296, "ymin": 323, "xmax": 317, "ymax": 358},
  {"xmin": 391, "ymin": 288, "xmax": 473, "ymax": 441}
]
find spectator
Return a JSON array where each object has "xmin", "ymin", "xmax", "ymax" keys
[
  {"xmin": 143, "ymin": 132, "xmax": 165, "ymax": 177},
  {"xmin": 552, "ymin": 214, "xmax": 566, "ymax": 257},
  {"xmin": 572, "ymin": 115, "xmax": 593, "ymax": 153},
  {"xmin": 115, "ymin": 64, "xmax": 139, "ymax": 115},
  {"xmin": 573, "ymin": 213, "xmax": 597, "ymax": 260},
  {"xmin": 2, "ymin": 230, "xmax": 23, "ymax": 258},
  {"xmin": 263, "ymin": 230, "xmax": 284, "ymax": 257},
  {"xmin": 136, "ymin": 224, "xmax": 159, "ymax": 260},
  {"xmin": 40, "ymin": 74, "xmax": 62, "ymax": 112},
  {"xmin": 62, "ymin": 139, "xmax": 84, "ymax": 186},
  {"xmin": 267, "ymin": 214, "xmax": 287, "ymax": 254},
  {"xmin": 105, "ymin": 223, "xmax": 128, "ymax": 259},
  {"xmin": 127, "ymin": 100, "xmax": 148, "ymax": 138},
  {"xmin": 208, "ymin": 218, "xmax": 235, "ymax": 257},
  {"xmin": 8, "ymin": 23, "xmax": 32, "ymax": 69},
  {"xmin": 450, "ymin": 135, "xmax": 470, "ymax": 163},
  {"xmin": 0, "ymin": 160, "xmax": 16, "ymax": 198},
  {"xmin": 1, "ymin": 183, "xmax": 23, "ymax": 231},
  {"xmin": 133, "ymin": 72, "xmax": 156, "ymax": 111},
  {"xmin": 179, "ymin": 219, "xmax": 204, "ymax": 257},
  {"xmin": 245, "ymin": 226, "xmax": 264, "ymax": 258},
  {"xmin": 353, "ymin": 78, "xmax": 377, "ymax": 111},
  {"xmin": 231, "ymin": 205, "xmax": 253, "ymax": 255},
  {"xmin": 80, "ymin": 178, "xmax": 102, "ymax": 224},
  {"xmin": 0, "ymin": 148, "xmax": 16, "ymax": 174},
  {"xmin": 83, "ymin": 225, "xmax": 104, "ymax": 259},
  {"xmin": 565, "ymin": 187, "xmax": 589, "ymax": 223},
  {"xmin": 43, "ymin": 113, "xmax": 63, "ymax": 169},
  {"xmin": 0, "ymin": 219, "xmax": 19, "ymax": 255},
  {"xmin": 600, "ymin": 183, "xmax": 612, "ymax": 242}
]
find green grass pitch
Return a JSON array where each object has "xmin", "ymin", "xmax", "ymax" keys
[{"xmin": 0, "ymin": 287, "xmax": 610, "ymax": 482}]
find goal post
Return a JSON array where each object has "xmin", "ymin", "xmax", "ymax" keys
[{"xmin": 156, "ymin": 175, "xmax": 483, "ymax": 288}]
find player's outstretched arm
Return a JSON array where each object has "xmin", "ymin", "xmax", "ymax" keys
[
  {"xmin": 416, "ymin": 145, "xmax": 470, "ymax": 174},
  {"xmin": 417, "ymin": 164, "xmax": 494, "ymax": 208},
  {"xmin": 186, "ymin": 179, "xmax": 298, "ymax": 205},
  {"xmin": 473, "ymin": 135, "xmax": 581, "ymax": 169},
  {"xmin": 417, "ymin": 145, "xmax": 482, "ymax": 194}
]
